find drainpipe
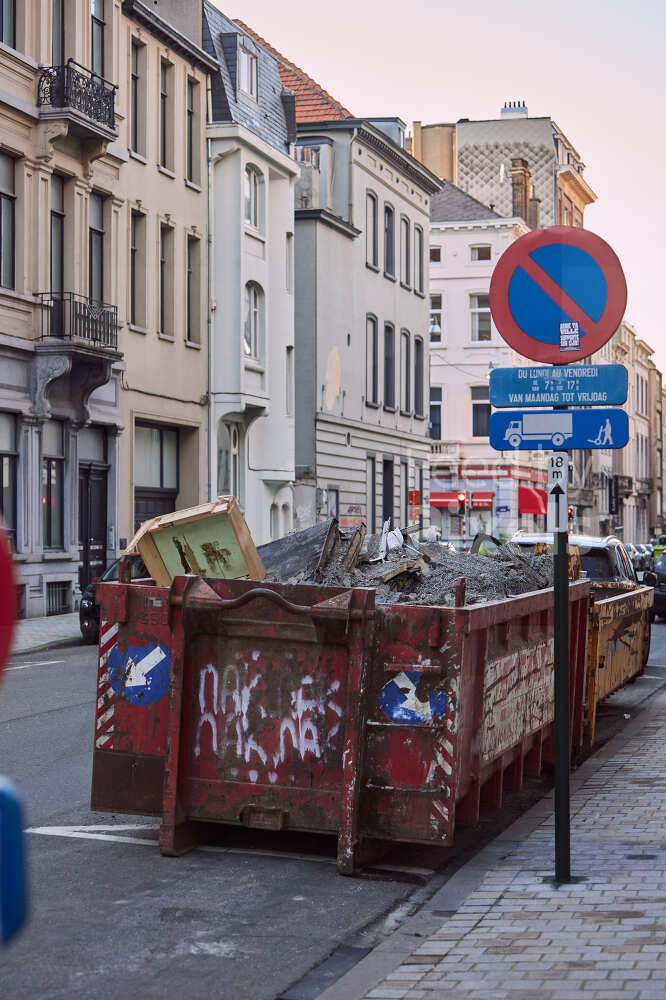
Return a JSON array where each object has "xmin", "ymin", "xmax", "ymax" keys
[{"xmin": 206, "ymin": 77, "xmax": 213, "ymax": 501}]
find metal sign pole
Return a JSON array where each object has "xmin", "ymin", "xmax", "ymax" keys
[{"xmin": 553, "ymin": 525, "xmax": 571, "ymax": 883}]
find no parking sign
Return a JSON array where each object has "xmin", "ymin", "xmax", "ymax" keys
[{"xmin": 489, "ymin": 226, "xmax": 627, "ymax": 364}]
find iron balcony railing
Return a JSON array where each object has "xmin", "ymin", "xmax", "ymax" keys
[
  {"xmin": 39, "ymin": 292, "xmax": 118, "ymax": 349},
  {"xmin": 37, "ymin": 59, "xmax": 116, "ymax": 131}
]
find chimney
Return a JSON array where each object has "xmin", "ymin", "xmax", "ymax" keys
[
  {"xmin": 500, "ymin": 100, "xmax": 529, "ymax": 119},
  {"xmin": 527, "ymin": 184, "xmax": 541, "ymax": 229},
  {"xmin": 510, "ymin": 158, "xmax": 530, "ymax": 222}
]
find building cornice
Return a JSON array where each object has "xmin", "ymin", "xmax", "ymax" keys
[
  {"xmin": 430, "ymin": 217, "xmax": 528, "ymax": 233},
  {"xmin": 295, "ymin": 208, "xmax": 361, "ymax": 239},
  {"xmin": 556, "ymin": 165, "xmax": 597, "ymax": 205},
  {"xmin": 207, "ymin": 121, "xmax": 298, "ymax": 177},
  {"xmin": 122, "ymin": 0, "xmax": 219, "ymax": 74},
  {"xmin": 355, "ymin": 126, "xmax": 441, "ymax": 195}
]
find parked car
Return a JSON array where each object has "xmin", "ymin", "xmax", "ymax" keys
[
  {"xmin": 79, "ymin": 554, "xmax": 149, "ymax": 643},
  {"xmin": 653, "ymin": 535, "xmax": 666, "ymax": 560},
  {"xmin": 511, "ymin": 532, "xmax": 637, "ymax": 585},
  {"xmin": 624, "ymin": 542, "xmax": 641, "ymax": 573},
  {"xmin": 652, "ymin": 552, "xmax": 666, "ymax": 619},
  {"xmin": 635, "ymin": 544, "xmax": 653, "ymax": 574}
]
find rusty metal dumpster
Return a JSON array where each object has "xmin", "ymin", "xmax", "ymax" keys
[
  {"xmin": 583, "ymin": 583, "xmax": 654, "ymax": 747},
  {"xmin": 92, "ymin": 573, "xmax": 589, "ymax": 873}
]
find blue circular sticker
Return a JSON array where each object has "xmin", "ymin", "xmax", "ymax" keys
[
  {"xmin": 107, "ymin": 643, "xmax": 171, "ymax": 706},
  {"xmin": 378, "ymin": 671, "xmax": 447, "ymax": 724}
]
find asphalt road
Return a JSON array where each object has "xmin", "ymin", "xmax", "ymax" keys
[{"xmin": 2, "ymin": 624, "xmax": 666, "ymax": 999}]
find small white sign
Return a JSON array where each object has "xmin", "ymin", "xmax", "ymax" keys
[
  {"xmin": 547, "ymin": 451, "xmax": 568, "ymax": 532},
  {"xmin": 559, "ymin": 321, "xmax": 580, "ymax": 351}
]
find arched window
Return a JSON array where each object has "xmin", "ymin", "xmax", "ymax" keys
[
  {"xmin": 244, "ymin": 165, "xmax": 264, "ymax": 229},
  {"xmin": 243, "ymin": 281, "xmax": 264, "ymax": 360},
  {"xmin": 384, "ymin": 204, "xmax": 395, "ymax": 276},
  {"xmin": 217, "ymin": 421, "xmax": 241, "ymax": 500},
  {"xmin": 366, "ymin": 191, "xmax": 378, "ymax": 267}
]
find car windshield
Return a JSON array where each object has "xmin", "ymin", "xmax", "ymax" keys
[
  {"xmin": 656, "ymin": 554, "xmax": 666, "ymax": 573},
  {"xmin": 579, "ymin": 549, "xmax": 614, "ymax": 580},
  {"xmin": 99, "ymin": 556, "xmax": 148, "ymax": 582}
]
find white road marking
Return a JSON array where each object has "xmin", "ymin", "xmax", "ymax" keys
[
  {"xmin": 25, "ymin": 824, "xmax": 337, "ymax": 864},
  {"xmin": 6, "ymin": 659, "xmax": 65, "ymax": 671}
]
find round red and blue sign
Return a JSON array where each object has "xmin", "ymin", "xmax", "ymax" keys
[{"xmin": 489, "ymin": 226, "xmax": 627, "ymax": 364}]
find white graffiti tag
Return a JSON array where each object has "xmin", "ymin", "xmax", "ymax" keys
[{"xmin": 193, "ymin": 663, "xmax": 343, "ymax": 774}]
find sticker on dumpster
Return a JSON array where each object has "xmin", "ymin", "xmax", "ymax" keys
[
  {"xmin": 106, "ymin": 643, "xmax": 171, "ymax": 706},
  {"xmin": 378, "ymin": 671, "xmax": 447, "ymax": 724}
]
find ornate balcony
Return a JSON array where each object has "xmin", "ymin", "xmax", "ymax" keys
[
  {"xmin": 37, "ymin": 60, "xmax": 117, "ymax": 141},
  {"xmin": 39, "ymin": 293, "xmax": 118, "ymax": 350}
]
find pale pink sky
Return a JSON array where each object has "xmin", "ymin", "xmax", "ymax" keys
[{"xmin": 215, "ymin": 0, "xmax": 666, "ymax": 369}]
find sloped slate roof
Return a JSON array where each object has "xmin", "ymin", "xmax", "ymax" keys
[
  {"xmin": 234, "ymin": 19, "xmax": 353, "ymax": 123},
  {"xmin": 430, "ymin": 180, "xmax": 503, "ymax": 222},
  {"xmin": 202, "ymin": 3, "xmax": 290, "ymax": 150}
]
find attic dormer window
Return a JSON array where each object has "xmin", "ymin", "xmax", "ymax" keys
[{"xmin": 239, "ymin": 45, "xmax": 257, "ymax": 100}]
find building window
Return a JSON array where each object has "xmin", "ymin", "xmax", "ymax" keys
[
  {"xmin": 91, "ymin": 0, "xmax": 104, "ymax": 77},
  {"xmin": 429, "ymin": 246, "xmax": 441, "ymax": 263},
  {"xmin": 400, "ymin": 330, "xmax": 411, "ymax": 412},
  {"xmin": 89, "ymin": 192, "xmax": 104, "ymax": 303},
  {"xmin": 470, "ymin": 293, "xmax": 491, "ymax": 342},
  {"xmin": 50, "ymin": 174, "xmax": 64, "ymax": 298},
  {"xmin": 0, "ymin": 154, "xmax": 14, "ymax": 291},
  {"xmin": 414, "ymin": 337, "xmax": 424, "ymax": 417},
  {"xmin": 129, "ymin": 212, "xmax": 146, "ymax": 328},
  {"xmin": 286, "ymin": 345, "xmax": 294, "ymax": 415},
  {"xmin": 244, "ymin": 165, "xmax": 263, "ymax": 229},
  {"xmin": 400, "ymin": 216, "xmax": 410, "ymax": 286},
  {"xmin": 130, "ymin": 40, "xmax": 146, "ymax": 156},
  {"xmin": 243, "ymin": 282, "xmax": 263, "ymax": 360},
  {"xmin": 414, "ymin": 225, "xmax": 424, "ymax": 294},
  {"xmin": 0, "ymin": 412, "xmax": 17, "ymax": 545},
  {"xmin": 52, "ymin": 0, "xmax": 64, "ymax": 64},
  {"xmin": 366, "ymin": 456, "xmax": 376, "ymax": 533},
  {"xmin": 430, "ymin": 387, "xmax": 442, "ymax": 440},
  {"xmin": 366, "ymin": 191, "xmax": 378, "ymax": 268},
  {"xmin": 159, "ymin": 60, "xmax": 173, "ymax": 170},
  {"xmin": 217, "ymin": 422, "xmax": 241, "ymax": 499},
  {"xmin": 383, "ymin": 323, "xmax": 395, "ymax": 409},
  {"xmin": 42, "ymin": 419, "xmax": 65, "ymax": 549},
  {"xmin": 186, "ymin": 77, "xmax": 200, "ymax": 183},
  {"xmin": 472, "ymin": 385, "xmax": 491, "ymax": 437},
  {"xmin": 384, "ymin": 204, "xmax": 395, "ymax": 276},
  {"xmin": 366, "ymin": 314, "xmax": 378, "ymax": 405},
  {"xmin": 186, "ymin": 235, "xmax": 200, "ymax": 344},
  {"xmin": 382, "ymin": 458, "xmax": 394, "ymax": 525},
  {"xmin": 286, "ymin": 232, "xmax": 293, "ymax": 291},
  {"xmin": 134, "ymin": 424, "xmax": 178, "ymax": 491},
  {"xmin": 159, "ymin": 223, "xmax": 173, "ymax": 336},
  {"xmin": 239, "ymin": 45, "xmax": 257, "ymax": 99},
  {"xmin": 429, "ymin": 293, "xmax": 442, "ymax": 342},
  {"xmin": 471, "ymin": 244, "xmax": 491, "ymax": 261}
]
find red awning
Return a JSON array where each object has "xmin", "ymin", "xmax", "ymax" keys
[
  {"xmin": 518, "ymin": 485, "xmax": 547, "ymax": 515},
  {"xmin": 430, "ymin": 491, "xmax": 461, "ymax": 508},
  {"xmin": 471, "ymin": 491, "xmax": 493, "ymax": 509}
]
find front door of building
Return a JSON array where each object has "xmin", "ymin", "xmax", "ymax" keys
[{"xmin": 79, "ymin": 464, "xmax": 107, "ymax": 590}]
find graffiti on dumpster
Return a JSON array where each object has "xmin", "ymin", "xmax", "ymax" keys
[
  {"xmin": 378, "ymin": 671, "xmax": 448, "ymax": 724},
  {"xmin": 193, "ymin": 660, "xmax": 344, "ymax": 782},
  {"xmin": 106, "ymin": 642, "xmax": 171, "ymax": 706},
  {"xmin": 480, "ymin": 640, "xmax": 554, "ymax": 763}
]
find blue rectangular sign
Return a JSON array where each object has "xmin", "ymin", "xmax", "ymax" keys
[
  {"xmin": 489, "ymin": 408, "xmax": 628, "ymax": 451},
  {"xmin": 489, "ymin": 364, "xmax": 627, "ymax": 408}
]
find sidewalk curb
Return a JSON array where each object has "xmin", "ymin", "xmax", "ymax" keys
[
  {"xmin": 11, "ymin": 635, "xmax": 86, "ymax": 657},
  {"xmin": 314, "ymin": 688, "xmax": 666, "ymax": 1000}
]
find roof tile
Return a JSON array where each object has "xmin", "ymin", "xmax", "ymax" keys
[{"xmin": 234, "ymin": 19, "xmax": 353, "ymax": 123}]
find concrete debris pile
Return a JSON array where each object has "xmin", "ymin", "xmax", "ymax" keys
[{"xmin": 258, "ymin": 518, "xmax": 553, "ymax": 606}]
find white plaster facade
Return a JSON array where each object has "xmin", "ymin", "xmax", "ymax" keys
[
  {"xmin": 293, "ymin": 120, "xmax": 438, "ymax": 534},
  {"xmin": 208, "ymin": 123, "xmax": 298, "ymax": 545},
  {"xmin": 428, "ymin": 214, "xmax": 556, "ymax": 546}
]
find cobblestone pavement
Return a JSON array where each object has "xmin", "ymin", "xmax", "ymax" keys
[
  {"xmin": 361, "ymin": 692, "xmax": 666, "ymax": 1000},
  {"xmin": 11, "ymin": 611, "xmax": 82, "ymax": 655}
]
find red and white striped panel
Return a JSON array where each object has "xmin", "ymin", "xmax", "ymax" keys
[
  {"xmin": 95, "ymin": 620, "xmax": 119, "ymax": 750},
  {"xmin": 428, "ymin": 668, "xmax": 460, "ymax": 836}
]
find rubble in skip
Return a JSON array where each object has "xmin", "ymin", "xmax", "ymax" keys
[{"xmin": 259, "ymin": 518, "xmax": 554, "ymax": 605}]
